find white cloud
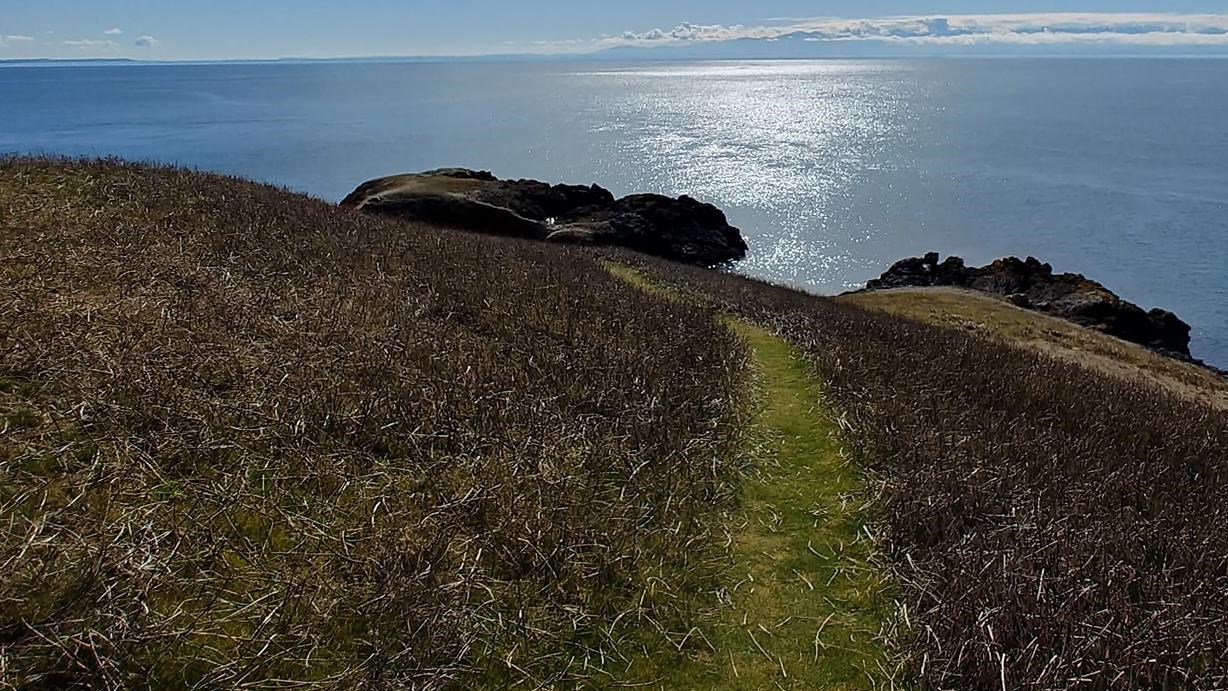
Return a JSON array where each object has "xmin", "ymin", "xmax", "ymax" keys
[
  {"xmin": 64, "ymin": 39, "xmax": 119, "ymax": 49},
  {"xmin": 1, "ymin": 34, "xmax": 37, "ymax": 45},
  {"xmin": 577, "ymin": 13, "xmax": 1228, "ymax": 50},
  {"xmin": 134, "ymin": 35, "xmax": 159, "ymax": 47},
  {"xmin": 104, "ymin": 28, "xmax": 123, "ymax": 36}
]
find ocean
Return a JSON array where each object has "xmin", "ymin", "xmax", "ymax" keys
[{"xmin": 3, "ymin": 58, "xmax": 1226, "ymax": 365}]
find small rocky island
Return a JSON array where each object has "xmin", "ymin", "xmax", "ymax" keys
[
  {"xmin": 861, "ymin": 252, "xmax": 1196, "ymax": 360},
  {"xmin": 342, "ymin": 169, "xmax": 748, "ymax": 267}
]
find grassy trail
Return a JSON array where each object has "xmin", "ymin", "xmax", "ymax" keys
[{"xmin": 606, "ymin": 265, "xmax": 895, "ymax": 689}]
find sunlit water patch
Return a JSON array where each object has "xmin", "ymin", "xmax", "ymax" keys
[{"xmin": 565, "ymin": 61, "xmax": 925, "ymax": 287}]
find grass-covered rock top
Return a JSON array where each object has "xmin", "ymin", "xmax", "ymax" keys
[{"xmin": 859, "ymin": 251, "xmax": 1202, "ymax": 363}]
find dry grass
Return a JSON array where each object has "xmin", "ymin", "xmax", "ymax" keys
[
  {"xmin": 621, "ymin": 253, "xmax": 1228, "ymax": 689},
  {"xmin": 841, "ymin": 287, "xmax": 1228, "ymax": 410},
  {"xmin": 0, "ymin": 157, "xmax": 749, "ymax": 689},
  {"xmin": 8, "ymin": 155, "xmax": 1228, "ymax": 690}
]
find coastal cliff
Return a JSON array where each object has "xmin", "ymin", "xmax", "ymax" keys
[{"xmin": 341, "ymin": 168, "xmax": 748, "ymax": 267}]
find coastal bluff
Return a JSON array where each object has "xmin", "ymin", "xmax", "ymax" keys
[
  {"xmin": 859, "ymin": 252, "xmax": 1196, "ymax": 360},
  {"xmin": 341, "ymin": 168, "xmax": 748, "ymax": 267}
]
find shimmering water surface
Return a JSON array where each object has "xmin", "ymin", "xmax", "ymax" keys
[{"xmin": 3, "ymin": 59, "xmax": 1226, "ymax": 364}]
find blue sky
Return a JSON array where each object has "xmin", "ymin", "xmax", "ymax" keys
[{"xmin": 4, "ymin": 1, "xmax": 1228, "ymax": 59}]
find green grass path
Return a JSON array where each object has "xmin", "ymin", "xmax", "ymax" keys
[
  {"xmin": 683, "ymin": 322, "xmax": 895, "ymax": 690},
  {"xmin": 606, "ymin": 265, "xmax": 895, "ymax": 689}
]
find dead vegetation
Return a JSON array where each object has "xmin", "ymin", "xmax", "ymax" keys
[
  {"xmin": 0, "ymin": 157, "xmax": 748, "ymax": 688},
  {"xmin": 626, "ymin": 255, "xmax": 1228, "ymax": 690}
]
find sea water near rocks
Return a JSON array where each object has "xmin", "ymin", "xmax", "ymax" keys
[{"xmin": 3, "ymin": 58, "xmax": 1226, "ymax": 364}]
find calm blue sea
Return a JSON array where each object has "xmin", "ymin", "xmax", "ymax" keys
[{"xmin": 3, "ymin": 59, "xmax": 1226, "ymax": 365}]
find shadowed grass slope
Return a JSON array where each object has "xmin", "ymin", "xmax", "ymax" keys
[{"xmin": 0, "ymin": 157, "xmax": 749, "ymax": 689}]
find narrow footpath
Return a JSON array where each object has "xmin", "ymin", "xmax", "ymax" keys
[{"xmin": 608, "ymin": 265, "xmax": 896, "ymax": 690}]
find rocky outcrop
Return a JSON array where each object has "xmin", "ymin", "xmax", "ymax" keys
[
  {"xmin": 341, "ymin": 169, "xmax": 747, "ymax": 267},
  {"xmin": 863, "ymin": 253, "xmax": 1195, "ymax": 359}
]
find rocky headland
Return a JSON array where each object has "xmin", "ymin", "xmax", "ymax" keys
[
  {"xmin": 341, "ymin": 168, "xmax": 747, "ymax": 267},
  {"xmin": 860, "ymin": 252, "xmax": 1199, "ymax": 362}
]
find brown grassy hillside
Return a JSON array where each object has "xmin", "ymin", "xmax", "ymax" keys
[
  {"xmin": 0, "ymin": 157, "xmax": 747, "ymax": 688},
  {"xmin": 5, "ymin": 156, "xmax": 1228, "ymax": 690}
]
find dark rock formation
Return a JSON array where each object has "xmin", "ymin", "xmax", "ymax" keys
[
  {"xmin": 341, "ymin": 169, "xmax": 747, "ymax": 267},
  {"xmin": 864, "ymin": 252, "xmax": 1194, "ymax": 359}
]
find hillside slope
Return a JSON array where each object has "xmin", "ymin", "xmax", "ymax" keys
[
  {"xmin": 4, "ymin": 158, "xmax": 1228, "ymax": 689},
  {"xmin": 0, "ymin": 157, "xmax": 747, "ymax": 688}
]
